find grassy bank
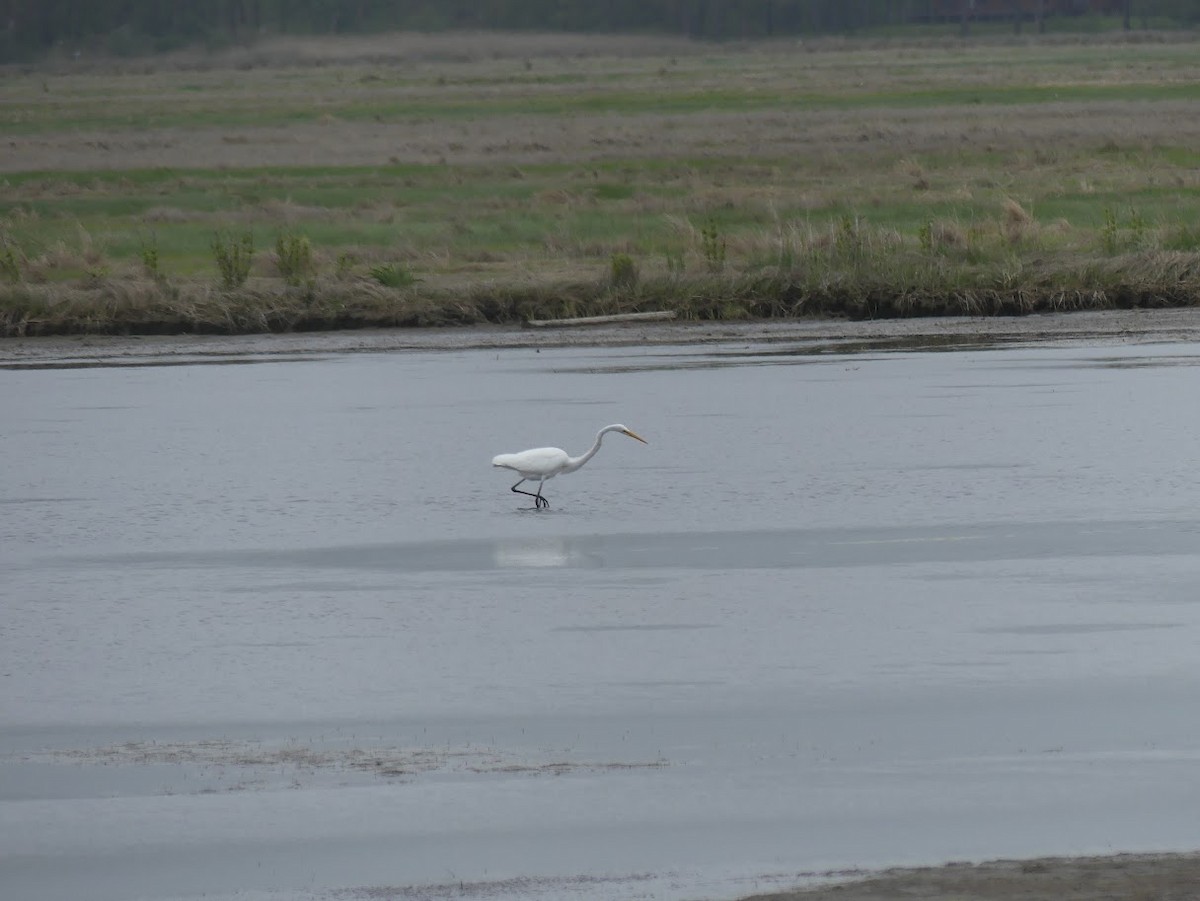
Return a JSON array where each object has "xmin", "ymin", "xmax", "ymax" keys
[{"xmin": 2, "ymin": 31, "xmax": 1199, "ymax": 336}]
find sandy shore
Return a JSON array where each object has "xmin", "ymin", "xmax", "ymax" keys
[{"xmin": 743, "ymin": 851, "xmax": 1200, "ymax": 900}]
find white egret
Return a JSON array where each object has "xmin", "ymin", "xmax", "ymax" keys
[{"xmin": 492, "ymin": 424, "xmax": 648, "ymax": 509}]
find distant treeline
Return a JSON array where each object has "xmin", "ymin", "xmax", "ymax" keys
[{"xmin": 3, "ymin": 0, "xmax": 1199, "ymax": 61}]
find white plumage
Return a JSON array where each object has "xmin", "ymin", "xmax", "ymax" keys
[{"xmin": 492, "ymin": 423, "xmax": 647, "ymax": 509}]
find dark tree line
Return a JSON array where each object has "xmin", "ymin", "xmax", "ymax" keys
[{"xmin": 2, "ymin": 0, "xmax": 1197, "ymax": 61}]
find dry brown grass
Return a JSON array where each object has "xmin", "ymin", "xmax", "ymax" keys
[
  {"xmin": 1001, "ymin": 197, "xmax": 1036, "ymax": 244},
  {"xmin": 7, "ymin": 243, "xmax": 1199, "ymax": 337}
]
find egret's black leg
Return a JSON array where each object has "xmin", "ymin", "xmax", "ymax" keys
[{"xmin": 510, "ymin": 479, "xmax": 549, "ymax": 509}]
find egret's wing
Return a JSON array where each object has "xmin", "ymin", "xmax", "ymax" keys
[{"xmin": 492, "ymin": 446, "xmax": 569, "ymax": 476}]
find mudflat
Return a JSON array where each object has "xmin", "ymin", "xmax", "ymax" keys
[
  {"xmin": 744, "ymin": 852, "xmax": 1200, "ymax": 900},
  {"xmin": 5, "ymin": 306, "xmax": 1200, "ymax": 367}
]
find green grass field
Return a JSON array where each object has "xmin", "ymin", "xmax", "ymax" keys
[{"xmin": 2, "ymin": 30, "xmax": 1199, "ymax": 335}]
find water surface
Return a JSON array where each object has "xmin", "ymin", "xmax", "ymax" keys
[{"xmin": 3, "ymin": 338, "xmax": 1199, "ymax": 900}]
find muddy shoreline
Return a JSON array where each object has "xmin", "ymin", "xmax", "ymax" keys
[
  {"xmin": 3, "ymin": 308, "xmax": 1200, "ymax": 368},
  {"xmin": 744, "ymin": 850, "xmax": 1200, "ymax": 900}
]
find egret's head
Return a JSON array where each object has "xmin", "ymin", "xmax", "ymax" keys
[{"xmin": 618, "ymin": 426, "xmax": 648, "ymax": 444}]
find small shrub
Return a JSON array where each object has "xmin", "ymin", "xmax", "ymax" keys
[
  {"xmin": 275, "ymin": 231, "xmax": 314, "ymax": 287},
  {"xmin": 700, "ymin": 218, "xmax": 726, "ymax": 274},
  {"xmin": 1099, "ymin": 206, "xmax": 1150, "ymax": 255},
  {"xmin": 139, "ymin": 231, "xmax": 161, "ymax": 280},
  {"xmin": 608, "ymin": 252, "xmax": 639, "ymax": 290},
  {"xmin": 1128, "ymin": 205, "xmax": 1148, "ymax": 248},
  {"xmin": 834, "ymin": 215, "xmax": 862, "ymax": 259},
  {"xmin": 370, "ymin": 262, "xmax": 418, "ymax": 288},
  {"xmin": 1101, "ymin": 207, "xmax": 1120, "ymax": 255},
  {"xmin": 918, "ymin": 221, "xmax": 934, "ymax": 254},
  {"xmin": 211, "ymin": 230, "xmax": 254, "ymax": 290}
]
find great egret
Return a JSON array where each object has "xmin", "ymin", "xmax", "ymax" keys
[{"xmin": 492, "ymin": 424, "xmax": 648, "ymax": 509}]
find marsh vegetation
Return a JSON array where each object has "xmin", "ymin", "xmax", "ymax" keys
[{"xmin": 2, "ymin": 31, "xmax": 1200, "ymax": 335}]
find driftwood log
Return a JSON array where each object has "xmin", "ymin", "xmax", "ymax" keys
[{"xmin": 525, "ymin": 311, "xmax": 678, "ymax": 328}]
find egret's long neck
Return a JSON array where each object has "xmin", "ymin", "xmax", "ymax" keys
[{"xmin": 562, "ymin": 427, "xmax": 611, "ymax": 474}]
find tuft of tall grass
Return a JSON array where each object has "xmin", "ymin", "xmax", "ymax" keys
[
  {"xmin": 663, "ymin": 247, "xmax": 686, "ymax": 277},
  {"xmin": 369, "ymin": 262, "xmax": 418, "ymax": 288},
  {"xmin": 1001, "ymin": 198, "xmax": 1034, "ymax": 245},
  {"xmin": 0, "ymin": 242, "xmax": 20, "ymax": 283},
  {"xmin": 699, "ymin": 219, "xmax": 726, "ymax": 274},
  {"xmin": 607, "ymin": 252, "xmax": 639, "ymax": 290}
]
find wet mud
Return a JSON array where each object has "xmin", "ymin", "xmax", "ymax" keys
[
  {"xmin": 4, "ymin": 307, "xmax": 1200, "ymax": 370},
  {"xmin": 747, "ymin": 851, "xmax": 1200, "ymax": 901}
]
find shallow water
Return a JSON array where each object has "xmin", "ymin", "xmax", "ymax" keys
[{"xmin": 3, "ymin": 337, "xmax": 1200, "ymax": 900}]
